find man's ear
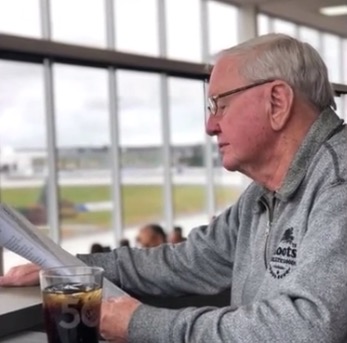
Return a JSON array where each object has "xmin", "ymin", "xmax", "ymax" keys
[{"xmin": 268, "ymin": 81, "xmax": 294, "ymax": 131}]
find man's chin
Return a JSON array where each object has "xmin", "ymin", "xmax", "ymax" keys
[{"xmin": 222, "ymin": 160, "xmax": 238, "ymax": 172}]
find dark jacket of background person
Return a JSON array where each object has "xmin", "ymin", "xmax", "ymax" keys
[{"xmin": 78, "ymin": 108, "xmax": 347, "ymax": 343}]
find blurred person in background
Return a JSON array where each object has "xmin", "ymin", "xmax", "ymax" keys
[
  {"xmin": 90, "ymin": 243, "xmax": 111, "ymax": 253},
  {"xmin": 168, "ymin": 226, "xmax": 186, "ymax": 244},
  {"xmin": 135, "ymin": 223, "xmax": 166, "ymax": 248},
  {"xmin": 90, "ymin": 243, "xmax": 105, "ymax": 254},
  {"xmin": 119, "ymin": 238, "xmax": 130, "ymax": 247}
]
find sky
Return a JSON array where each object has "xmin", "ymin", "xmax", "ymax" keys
[
  {"xmin": 0, "ymin": 0, "xmax": 345, "ymax": 149},
  {"xmin": 0, "ymin": 0, "xmax": 240, "ymax": 148}
]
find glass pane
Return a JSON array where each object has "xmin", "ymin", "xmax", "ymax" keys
[
  {"xmin": 168, "ymin": 78, "xmax": 208, "ymax": 232},
  {"xmin": 117, "ymin": 71, "xmax": 163, "ymax": 232},
  {"xmin": 343, "ymin": 40, "xmax": 347, "ymax": 121},
  {"xmin": 257, "ymin": 14, "xmax": 270, "ymax": 36},
  {"xmin": 213, "ymin": 142, "xmax": 247, "ymax": 217},
  {"xmin": 166, "ymin": 0, "xmax": 202, "ymax": 62},
  {"xmin": 343, "ymin": 39, "xmax": 347, "ymax": 83},
  {"xmin": 208, "ymin": 1, "xmax": 238, "ymax": 58},
  {"xmin": 335, "ymin": 96, "xmax": 343, "ymax": 118},
  {"xmin": 0, "ymin": 0, "xmax": 40, "ymax": 37},
  {"xmin": 51, "ymin": 0, "xmax": 106, "ymax": 47},
  {"xmin": 322, "ymin": 33, "xmax": 341, "ymax": 83},
  {"xmin": 115, "ymin": 0, "xmax": 159, "ymax": 56},
  {"xmin": 0, "ymin": 61, "xmax": 47, "ymax": 272},
  {"xmin": 54, "ymin": 64, "xmax": 112, "ymax": 254},
  {"xmin": 272, "ymin": 19, "xmax": 297, "ymax": 37},
  {"xmin": 298, "ymin": 26, "xmax": 320, "ymax": 51}
]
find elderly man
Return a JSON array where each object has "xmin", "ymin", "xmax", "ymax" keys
[{"xmin": 1, "ymin": 33, "xmax": 347, "ymax": 343}]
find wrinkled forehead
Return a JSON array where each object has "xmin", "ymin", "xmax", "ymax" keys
[{"xmin": 208, "ymin": 55, "xmax": 243, "ymax": 95}]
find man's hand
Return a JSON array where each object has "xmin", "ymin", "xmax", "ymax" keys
[
  {"xmin": 100, "ymin": 296, "xmax": 141, "ymax": 343},
  {"xmin": 0, "ymin": 263, "xmax": 40, "ymax": 287}
]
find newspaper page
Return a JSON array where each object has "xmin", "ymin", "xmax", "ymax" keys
[{"xmin": 0, "ymin": 203, "xmax": 126, "ymax": 297}]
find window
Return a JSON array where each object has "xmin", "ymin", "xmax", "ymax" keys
[
  {"xmin": 168, "ymin": 78, "xmax": 208, "ymax": 225},
  {"xmin": 272, "ymin": 19, "xmax": 297, "ymax": 37},
  {"xmin": 298, "ymin": 26, "xmax": 320, "ymax": 50},
  {"xmin": 54, "ymin": 64, "xmax": 111, "ymax": 252},
  {"xmin": 50, "ymin": 0, "xmax": 106, "ymax": 47},
  {"xmin": 166, "ymin": 0, "xmax": 202, "ymax": 62},
  {"xmin": 213, "ymin": 150, "xmax": 245, "ymax": 216},
  {"xmin": 117, "ymin": 70, "xmax": 164, "ymax": 229},
  {"xmin": 322, "ymin": 33, "xmax": 341, "ymax": 83},
  {"xmin": 343, "ymin": 40, "xmax": 347, "ymax": 84},
  {"xmin": 257, "ymin": 14, "xmax": 270, "ymax": 36},
  {"xmin": 115, "ymin": 0, "xmax": 159, "ymax": 56},
  {"xmin": 0, "ymin": 0, "xmax": 40, "ymax": 37},
  {"xmin": 208, "ymin": 1, "xmax": 238, "ymax": 58},
  {"xmin": 0, "ymin": 60, "xmax": 47, "ymax": 271}
]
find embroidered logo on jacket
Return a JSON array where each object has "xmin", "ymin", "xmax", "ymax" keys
[{"xmin": 269, "ymin": 227, "xmax": 297, "ymax": 279}]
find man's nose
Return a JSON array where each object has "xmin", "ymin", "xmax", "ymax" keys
[{"xmin": 205, "ymin": 115, "xmax": 220, "ymax": 136}]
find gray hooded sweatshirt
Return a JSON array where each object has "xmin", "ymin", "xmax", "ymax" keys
[{"xmin": 79, "ymin": 108, "xmax": 347, "ymax": 343}]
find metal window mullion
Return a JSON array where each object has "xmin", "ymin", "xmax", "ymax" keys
[
  {"xmin": 41, "ymin": 0, "xmax": 60, "ymax": 243},
  {"xmin": 40, "ymin": 0, "xmax": 51, "ymax": 40},
  {"xmin": 43, "ymin": 60, "xmax": 60, "ymax": 243},
  {"xmin": 337, "ymin": 37, "xmax": 343, "ymax": 85},
  {"xmin": 238, "ymin": 4, "xmax": 258, "ymax": 42},
  {"xmin": 160, "ymin": 76, "xmax": 173, "ymax": 230},
  {"xmin": 105, "ymin": 0, "xmax": 116, "ymax": 50},
  {"xmin": 201, "ymin": 0, "xmax": 215, "ymax": 218},
  {"xmin": 268, "ymin": 16, "xmax": 274, "ymax": 33},
  {"xmin": 318, "ymin": 30, "xmax": 324, "ymax": 56},
  {"xmin": 106, "ymin": 0, "xmax": 123, "ymax": 247},
  {"xmin": 0, "ymin": 247, "xmax": 3, "ymax": 275},
  {"xmin": 293, "ymin": 22, "xmax": 300, "ymax": 39},
  {"xmin": 158, "ymin": 0, "xmax": 173, "ymax": 231},
  {"xmin": 108, "ymin": 69, "xmax": 123, "ymax": 247}
]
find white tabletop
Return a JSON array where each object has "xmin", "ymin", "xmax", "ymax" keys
[
  {"xmin": 0, "ymin": 286, "xmax": 41, "ymax": 316},
  {"xmin": 0, "ymin": 286, "xmax": 43, "ymax": 338},
  {"xmin": 1, "ymin": 331, "xmax": 46, "ymax": 343}
]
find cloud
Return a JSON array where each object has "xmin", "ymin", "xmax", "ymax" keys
[
  {"xmin": 0, "ymin": 61, "xmax": 208, "ymax": 148},
  {"xmin": 0, "ymin": 0, "xmax": 242, "ymax": 150},
  {"xmin": 0, "ymin": 0, "xmax": 41, "ymax": 37}
]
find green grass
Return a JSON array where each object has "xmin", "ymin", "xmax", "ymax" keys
[{"xmin": 1, "ymin": 184, "xmax": 240, "ymax": 228}]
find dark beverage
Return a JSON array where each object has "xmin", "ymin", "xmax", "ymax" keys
[{"xmin": 42, "ymin": 283, "xmax": 102, "ymax": 343}]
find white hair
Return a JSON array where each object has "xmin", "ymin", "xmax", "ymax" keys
[{"xmin": 219, "ymin": 33, "xmax": 336, "ymax": 111}]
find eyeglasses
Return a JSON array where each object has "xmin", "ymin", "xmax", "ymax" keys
[{"xmin": 207, "ymin": 79, "xmax": 275, "ymax": 117}]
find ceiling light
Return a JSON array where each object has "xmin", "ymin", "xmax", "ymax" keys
[{"xmin": 320, "ymin": 5, "xmax": 347, "ymax": 16}]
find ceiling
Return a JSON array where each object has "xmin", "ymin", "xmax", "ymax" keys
[{"xmin": 226, "ymin": 0, "xmax": 347, "ymax": 37}]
